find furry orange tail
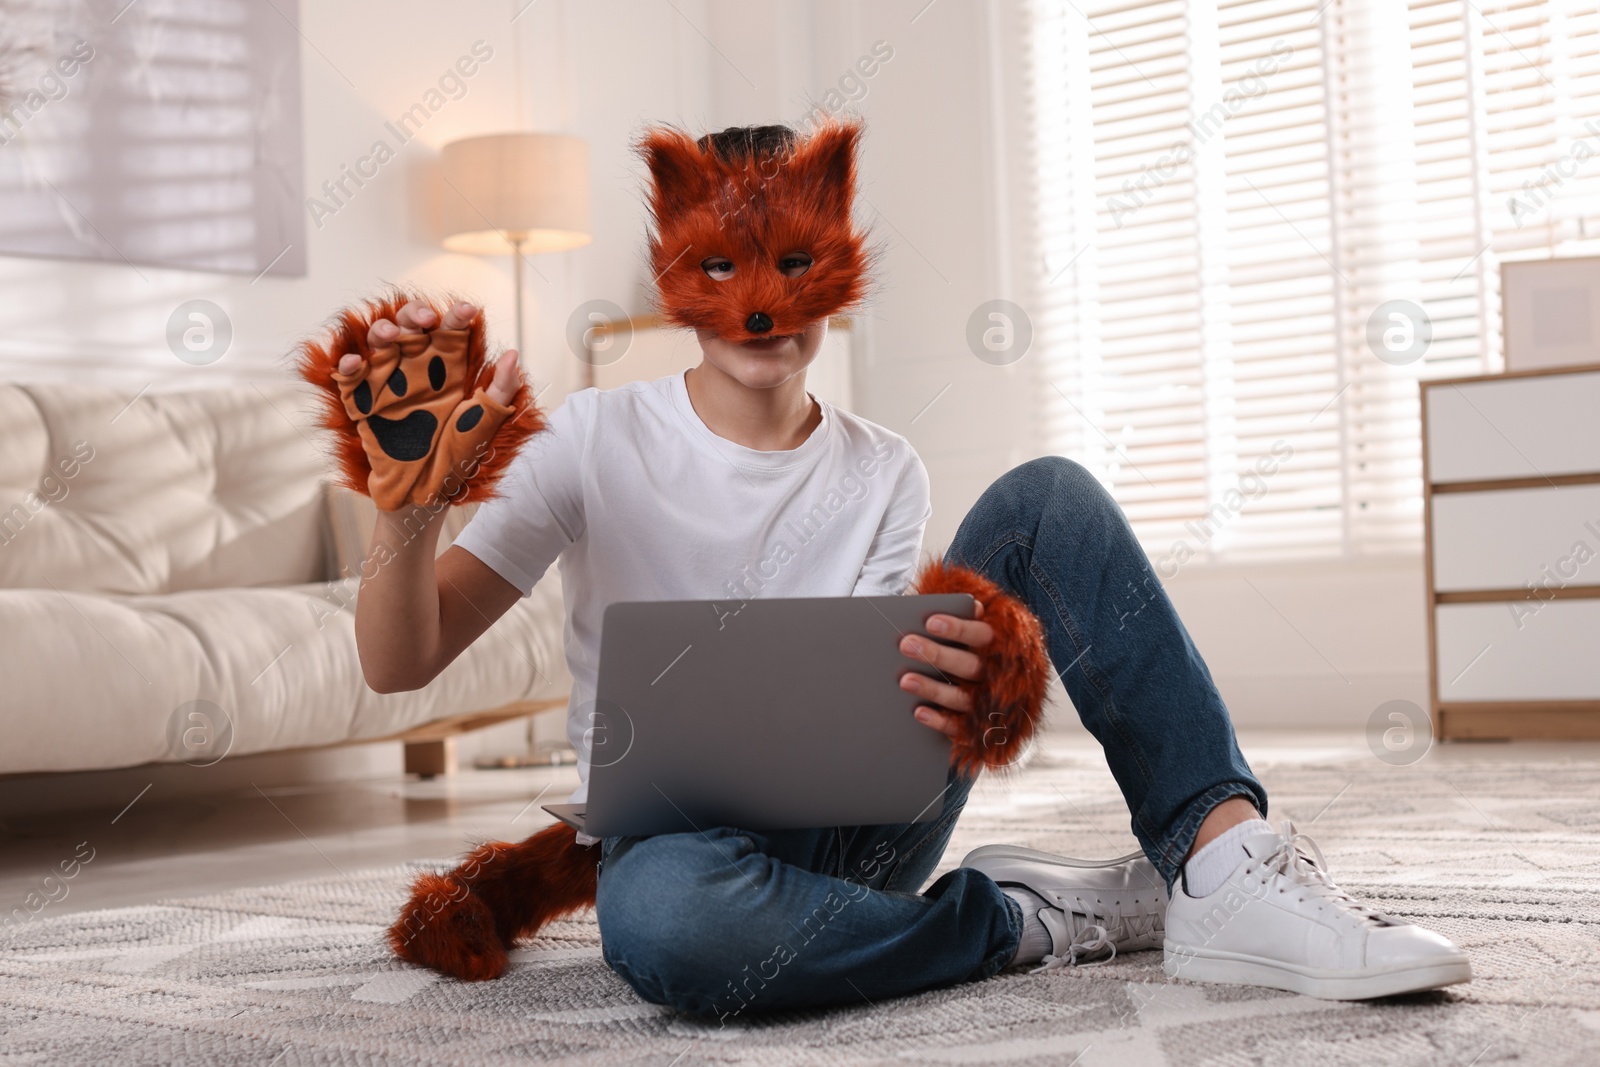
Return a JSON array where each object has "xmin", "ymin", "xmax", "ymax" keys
[{"xmin": 388, "ymin": 822, "xmax": 597, "ymax": 982}]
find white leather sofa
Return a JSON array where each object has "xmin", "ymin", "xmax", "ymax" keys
[{"xmin": 0, "ymin": 381, "xmax": 570, "ymax": 777}]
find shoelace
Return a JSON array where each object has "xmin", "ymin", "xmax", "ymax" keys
[
  {"xmin": 1255, "ymin": 820, "xmax": 1388, "ymax": 927},
  {"xmin": 1030, "ymin": 902, "xmax": 1163, "ymax": 973}
]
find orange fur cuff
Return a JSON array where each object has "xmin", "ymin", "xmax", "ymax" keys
[{"xmin": 912, "ymin": 560, "xmax": 1053, "ymax": 774}]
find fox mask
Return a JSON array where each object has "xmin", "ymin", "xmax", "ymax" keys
[{"xmin": 639, "ymin": 121, "xmax": 871, "ymax": 344}]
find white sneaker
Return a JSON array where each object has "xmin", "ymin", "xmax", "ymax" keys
[
  {"xmin": 960, "ymin": 844, "xmax": 1167, "ymax": 970},
  {"xmin": 1164, "ymin": 821, "xmax": 1472, "ymax": 1000}
]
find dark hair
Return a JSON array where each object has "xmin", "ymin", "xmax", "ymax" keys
[{"xmin": 696, "ymin": 124, "xmax": 796, "ymax": 162}]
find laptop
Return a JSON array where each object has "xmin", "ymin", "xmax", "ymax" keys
[{"xmin": 543, "ymin": 593, "xmax": 975, "ymax": 838}]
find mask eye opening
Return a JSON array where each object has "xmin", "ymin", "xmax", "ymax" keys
[
  {"xmin": 777, "ymin": 252, "xmax": 812, "ymax": 279},
  {"xmin": 701, "ymin": 256, "xmax": 736, "ymax": 281}
]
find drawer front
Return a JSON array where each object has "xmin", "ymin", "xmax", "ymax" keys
[
  {"xmin": 1425, "ymin": 370, "xmax": 1600, "ymax": 483},
  {"xmin": 1431, "ymin": 484, "xmax": 1600, "ymax": 591},
  {"xmin": 1437, "ymin": 600, "xmax": 1600, "ymax": 701}
]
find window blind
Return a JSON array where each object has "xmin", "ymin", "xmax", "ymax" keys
[{"xmin": 1023, "ymin": 0, "xmax": 1600, "ymax": 568}]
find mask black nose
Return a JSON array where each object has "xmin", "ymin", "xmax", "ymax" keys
[{"xmin": 745, "ymin": 311, "xmax": 773, "ymax": 334}]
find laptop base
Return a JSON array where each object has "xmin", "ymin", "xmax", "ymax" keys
[{"xmin": 542, "ymin": 803, "xmax": 588, "ymax": 834}]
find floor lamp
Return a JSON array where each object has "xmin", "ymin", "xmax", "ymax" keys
[
  {"xmin": 440, "ymin": 132, "xmax": 592, "ymax": 358},
  {"xmin": 439, "ymin": 133, "xmax": 590, "ymax": 768}
]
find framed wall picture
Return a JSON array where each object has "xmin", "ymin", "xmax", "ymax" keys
[
  {"xmin": 0, "ymin": 0, "xmax": 306, "ymax": 277},
  {"xmin": 1502, "ymin": 256, "xmax": 1600, "ymax": 372}
]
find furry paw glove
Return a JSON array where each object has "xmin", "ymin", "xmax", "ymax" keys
[
  {"xmin": 912, "ymin": 560, "xmax": 1053, "ymax": 774},
  {"xmin": 298, "ymin": 291, "xmax": 545, "ymax": 511}
]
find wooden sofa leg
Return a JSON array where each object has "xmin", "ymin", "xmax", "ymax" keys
[
  {"xmin": 404, "ymin": 737, "xmax": 456, "ymax": 779},
  {"xmin": 385, "ymin": 699, "xmax": 566, "ymax": 779}
]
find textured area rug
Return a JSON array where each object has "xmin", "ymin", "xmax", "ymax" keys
[{"xmin": 4, "ymin": 743, "xmax": 1600, "ymax": 1066}]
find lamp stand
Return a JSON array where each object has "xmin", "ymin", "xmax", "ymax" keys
[{"xmin": 511, "ymin": 235, "xmax": 527, "ymax": 358}]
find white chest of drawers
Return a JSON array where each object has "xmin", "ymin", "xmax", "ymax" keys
[{"xmin": 1423, "ymin": 364, "xmax": 1600, "ymax": 739}]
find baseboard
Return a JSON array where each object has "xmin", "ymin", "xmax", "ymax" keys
[
  {"xmin": 0, "ymin": 678, "xmax": 1398, "ymax": 827},
  {"xmin": 1205, "ymin": 671, "xmax": 1429, "ymax": 731},
  {"xmin": 1039, "ymin": 670, "xmax": 1428, "ymax": 734}
]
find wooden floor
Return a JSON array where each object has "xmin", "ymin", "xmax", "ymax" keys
[{"xmin": 2, "ymin": 729, "xmax": 1596, "ymax": 919}]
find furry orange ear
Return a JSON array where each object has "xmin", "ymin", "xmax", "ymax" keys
[
  {"xmin": 787, "ymin": 121, "xmax": 859, "ymax": 220},
  {"xmin": 639, "ymin": 126, "xmax": 717, "ymax": 226}
]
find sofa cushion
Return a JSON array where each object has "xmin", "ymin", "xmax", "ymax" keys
[
  {"xmin": 323, "ymin": 484, "xmax": 479, "ymax": 582},
  {"xmin": 0, "ymin": 382, "xmax": 329, "ymax": 594},
  {"xmin": 0, "ymin": 571, "xmax": 570, "ymax": 775}
]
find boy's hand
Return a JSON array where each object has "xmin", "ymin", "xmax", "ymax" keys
[
  {"xmin": 339, "ymin": 301, "xmax": 522, "ymax": 406},
  {"xmin": 898, "ymin": 603, "xmax": 996, "ymax": 737}
]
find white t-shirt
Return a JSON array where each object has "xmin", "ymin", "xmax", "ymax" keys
[{"xmin": 452, "ymin": 370, "xmax": 932, "ymax": 822}]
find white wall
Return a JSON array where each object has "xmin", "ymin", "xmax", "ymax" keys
[
  {"xmin": 1, "ymin": 0, "xmax": 1430, "ymax": 731},
  {"xmin": 1162, "ymin": 557, "xmax": 1430, "ymax": 731},
  {"xmin": 0, "ymin": 0, "xmax": 718, "ymax": 400},
  {"xmin": 818, "ymin": 1, "xmax": 1432, "ymax": 732}
]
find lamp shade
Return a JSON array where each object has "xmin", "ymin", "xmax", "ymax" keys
[{"xmin": 440, "ymin": 133, "xmax": 591, "ymax": 255}]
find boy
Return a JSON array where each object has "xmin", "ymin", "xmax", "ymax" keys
[{"xmin": 306, "ymin": 121, "xmax": 1470, "ymax": 1014}]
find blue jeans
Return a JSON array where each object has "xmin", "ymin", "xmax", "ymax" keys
[{"xmin": 596, "ymin": 457, "xmax": 1267, "ymax": 1016}]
